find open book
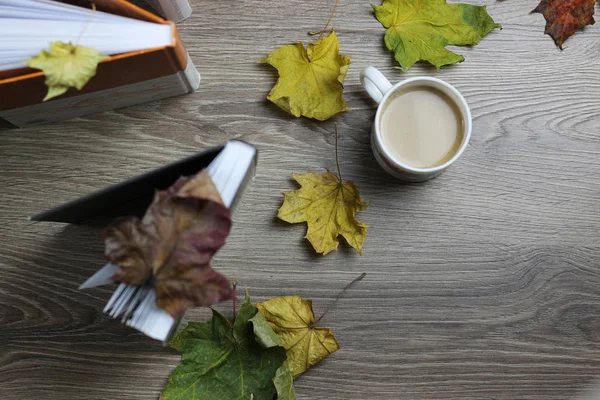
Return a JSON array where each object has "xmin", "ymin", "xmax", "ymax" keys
[
  {"xmin": 72, "ymin": 141, "xmax": 258, "ymax": 342},
  {"xmin": 0, "ymin": 0, "xmax": 200, "ymax": 127},
  {"xmin": 0, "ymin": 0, "xmax": 174, "ymax": 72}
]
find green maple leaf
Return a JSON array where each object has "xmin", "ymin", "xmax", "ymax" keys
[
  {"xmin": 272, "ymin": 361, "xmax": 296, "ymax": 400},
  {"xmin": 372, "ymin": 0, "xmax": 501, "ymax": 70},
  {"xmin": 161, "ymin": 292, "xmax": 288, "ymax": 400},
  {"xmin": 250, "ymin": 312, "xmax": 296, "ymax": 400}
]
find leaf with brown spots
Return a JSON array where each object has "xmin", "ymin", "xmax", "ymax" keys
[{"xmin": 533, "ymin": 0, "xmax": 597, "ymax": 49}]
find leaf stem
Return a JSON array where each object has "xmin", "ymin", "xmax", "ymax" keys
[
  {"xmin": 310, "ymin": 28, "xmax": 384, "ymax": 36},
  {"xmin": 334, "ymin": 123, "xmax": 342, "ymax": 182},
  {"xmin": 76, "ymin": 3, "xmax": 97, "ymax": 46},
  {"xmin": 315, "ymin": 0, "xmax": 340, "ymax": 40},
  {"xmin": 315, "ymin": 273, "xmax": 365, "ymax": 325},
  {"xmin": 232, "ymin": 281, "xmax": 238, "ymax": 317}
]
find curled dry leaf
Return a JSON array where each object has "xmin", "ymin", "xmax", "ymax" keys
[
  {"xmin": 533, "ymin": 0, "xmax": 596, "ymax": 49},
  {"xmin": 278, "ymin": 170, "xmax": 368, "ymax": 255},
  {"xmin": 257, "ymin": 296, "xmax": 340, "ymax": 378},
  {"xmin": 25, "ymin": 41, "xmax": 108, "ymax": 101},
  {"xmin": 372, "ymin": 0, "xmax": 500, "ymax": 70},
  {"xmin": 103, "ymin": 169, "xmax": 233, "ymax": 318},
  {"xmin": 262, "ymin": 31, "xmax": 350, "ymax": 121}
]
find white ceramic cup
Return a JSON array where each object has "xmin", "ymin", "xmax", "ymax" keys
[{"xmin": 360, "ymin": 66, "xmax": 472, "ymax": 182}]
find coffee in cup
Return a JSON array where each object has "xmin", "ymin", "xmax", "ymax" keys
[
  {"xmin": 379, "ymin": 85, "xmax": 464, "ymax": 169},
  {"xmin": 360, "ymin": 66, "xmax": 472, "ymax": 182}
]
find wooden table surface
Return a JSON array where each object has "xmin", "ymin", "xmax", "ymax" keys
[{"xmin": 2, "ymin": 0, "xmax": 600, "ymax": 399}]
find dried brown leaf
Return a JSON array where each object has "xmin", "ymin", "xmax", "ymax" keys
[{"xmin": 104, "ymin": 170, "xmax": 233, "ymax": 317}]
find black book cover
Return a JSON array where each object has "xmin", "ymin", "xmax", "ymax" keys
[{"xmin": 30, "ymin": 146, "xmax": 224, "ymax": 225}]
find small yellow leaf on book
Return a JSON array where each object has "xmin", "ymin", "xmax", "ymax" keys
[{"xmin": 25, "ymin": 41, "xmax": 108, "ymax": 101}]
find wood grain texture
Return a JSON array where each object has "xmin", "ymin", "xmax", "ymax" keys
[{"xmin": 1, "ymin": 0, "xmax": 600, "ymax": 399}]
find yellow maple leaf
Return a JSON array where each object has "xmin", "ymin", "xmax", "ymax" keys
[
  {"xmin": 256, "ymin": 296, "xmax": 339, "ymax": 378},
  {"xmin": 261, "ymin": 31, "xmax": 350, "ymax": 121},
  {"xmin": 25, "ymin": 41, "xmax": 108, "ymax": 102},
  {"xmin": 278, "ymin": 170, "xmax": 369, "ymax": 255}
]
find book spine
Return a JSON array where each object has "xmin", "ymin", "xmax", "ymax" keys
[
  {"xmin": 182, "ymin": 53, "xmax": 201, "ymax": 92},
  {"xmin": 166, "ymin": 27, "xmax": 200, "ymax": 92},
  {"xmin": 152, "ymin": 0, "xmax": 192, "ymax": 23}
]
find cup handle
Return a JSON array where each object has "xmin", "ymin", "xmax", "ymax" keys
[{"xmin": 360, "ymin": 66, "xmax": 393, "ymax": 104}]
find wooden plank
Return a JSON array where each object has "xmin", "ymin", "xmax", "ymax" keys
[{"xmin": 1, "ymin": 0, "xmax": 599, "ymax": 399}]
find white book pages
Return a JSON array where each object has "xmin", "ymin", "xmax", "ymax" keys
[
  {"xmin": 0, "ymin": 0, "xmax": 174, "ymax": 72},
  {"xmin": 0, "ymin": 0, "xmax": 131, "ymax": 23},
  {"xmin": 81, "ymin": 141, "xmax": 258, "ymax": 342}
]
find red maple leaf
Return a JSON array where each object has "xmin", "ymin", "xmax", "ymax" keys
[{"xmin": 533, "ymin": 0, "xmax": 597, "ymax": 49}]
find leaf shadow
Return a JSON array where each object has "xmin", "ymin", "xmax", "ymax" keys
[
  {"xmin": 261, "ymin": 98, "xmax": 299, "ymax": 122},
  {"xmin": 0, "ymin": 118, "xmax": 18, "ymax": 131},
  {"xmin": 338, "ymin": 236, "xmax": 361, "ymax": 257},
  {"xmin": 270, "ymin": 215, "xmax": 323, "ymax": 261}
]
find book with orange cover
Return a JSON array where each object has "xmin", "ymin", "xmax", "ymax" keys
[{"xmin": 0, "ymin": 0, "xmax": 200, "ymax": 127}]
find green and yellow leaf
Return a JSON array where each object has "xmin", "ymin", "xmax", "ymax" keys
[
  {"xmin": 161, "ymin": 292, "xmax": 287, "ymax": 400},
  {"xmin": 372, "ymin": 0, "xmax": 500, "ymax": 70}
]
